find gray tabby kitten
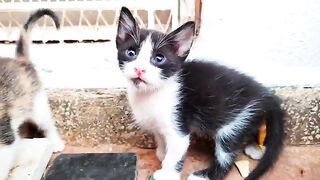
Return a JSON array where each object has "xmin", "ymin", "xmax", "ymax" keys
[{"xmin": 0, "ymin": 9, "xmax": 64, "ymax": 179}]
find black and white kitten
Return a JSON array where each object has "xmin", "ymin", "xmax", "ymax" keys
[{"xmin": 116, "ymin": 7, "xmax": 284, "ymax": 180}]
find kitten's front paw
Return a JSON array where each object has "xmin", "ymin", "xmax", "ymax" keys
[
  {"xmin": 156, "ymin": 147, "xmax": 165, "ymax": 161},
  {"xmin": 153, "ymin": 169, "xmax": 180, "ymax": 180},
  {"xmin": 187, "ymin": 174, "xmax": 207, "ymax": 180},
  {"xmin": 51, "ymin": 138, "xmax": 65, "ymax": 152}
]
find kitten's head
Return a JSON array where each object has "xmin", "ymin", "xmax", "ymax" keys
[{"xmin": 116, "ymin": 7, "xmax": 195, "ymax": 92}]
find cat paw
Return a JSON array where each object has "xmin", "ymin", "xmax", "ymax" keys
[
  {"xmin": 188, "ymin": 174, "xmax": 207, "ymax": 180},
  {"xmin": 156, "ymin": 148, "xmax": 165, "ymax": 161},
  {"xmin": 244, "ymin": 144, "xmax": 264, "ymax": 160},
  {"xmin": 153, "ymin": 169, "xmax": 180, "ymax": 180},
  {"xmin": 50, "ymin": 138, "xmax": 65, "ymax": 152}
]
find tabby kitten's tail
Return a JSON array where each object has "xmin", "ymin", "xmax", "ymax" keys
[{"xmin": 16, "ymin": 9, "xmax": 60, "ymax": 60}]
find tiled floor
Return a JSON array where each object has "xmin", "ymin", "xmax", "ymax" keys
[{"xmin": 50, "ymin": 143, "xmax": 320, "ymax": 180}]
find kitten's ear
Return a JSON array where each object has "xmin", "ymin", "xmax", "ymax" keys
[
  {"xmin": 116, "ymin": 7, "xmax": 138, "ymax": 46},
  {"xmin": 168, "ymin": 21, "xmax": 195, "ymax": 57}
]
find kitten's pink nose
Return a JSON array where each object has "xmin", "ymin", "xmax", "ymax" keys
[{"xmin": 134, "ymin": 67, "xmax": 146, "ymax": 77}]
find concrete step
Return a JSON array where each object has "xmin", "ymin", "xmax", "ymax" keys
[{"xmin": 47, "ymin": 87, "xmax": 320, "ymax": 148}]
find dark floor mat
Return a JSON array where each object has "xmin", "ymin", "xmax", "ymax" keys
[{"xmin": 44, "ymin": 153, "xmax": 137, "ymax": 180}]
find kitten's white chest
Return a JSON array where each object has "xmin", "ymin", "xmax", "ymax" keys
[{"xmin": 127, "ymin": 82, "xmax": 180, "ymax": 133}]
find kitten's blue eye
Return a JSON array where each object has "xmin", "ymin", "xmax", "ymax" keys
[
  {"xmin": 126, "ymin": 49, "xmax": 136, "ymax": 58},
  {"xmin": 152, "ymin": 54, "xmax": 165, "ymax": 64}
]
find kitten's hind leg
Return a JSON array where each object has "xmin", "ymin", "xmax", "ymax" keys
[
  {"xmin": 0, "ymin": 115, "xmax": 19, "ymax": 180},
  {"xmin": 189, "ymin": 134, "xmax": 237, "ymax": 180},
  {"xmin": 188, "ymin": 127, "xmax": 242, "ymax": 180},
  {"xmin": 190, "ymin": 102, "xmax": 262, "ymax": 180},
  {"xmin": 32, "ymin": 89, "xmax": 64, "ymax": 152}
]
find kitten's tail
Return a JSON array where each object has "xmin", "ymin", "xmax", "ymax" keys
[
  {"xmin": 245, "ymin": 97, "xmax": 285, "ymax": 180},
  {"xmin": 16, "ymin": 9, "xmax": 60, "ymax": 61}
]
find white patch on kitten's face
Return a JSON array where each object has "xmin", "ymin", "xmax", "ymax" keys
[{"xmin": 122, "ymin": 35, "xmax": 166, "ymax": 92}]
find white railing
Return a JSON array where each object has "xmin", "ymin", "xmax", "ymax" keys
[{"xmin": 0, "ymin": 0, "xmax": 182, "ymax": 42}]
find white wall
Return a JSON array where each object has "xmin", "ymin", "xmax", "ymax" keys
[
  {"xmin": 190, "ymin": 0, "xmax": 320, "ymax": 87},
  {"xmin": 1, "ymin": 0, "xmax": 319, "ymax": 88}
]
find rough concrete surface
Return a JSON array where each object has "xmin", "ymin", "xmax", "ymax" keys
[
  {"xmin": 48, "ymin": 88, "xmax": 155, "ymax": 148},
  {"xmin": 275, "ymin": 88, "xmax": 320, "ymax": 145},
  {"xmin": 47, "ymin": 87, "xmax": 320, "ymax": 148}
]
